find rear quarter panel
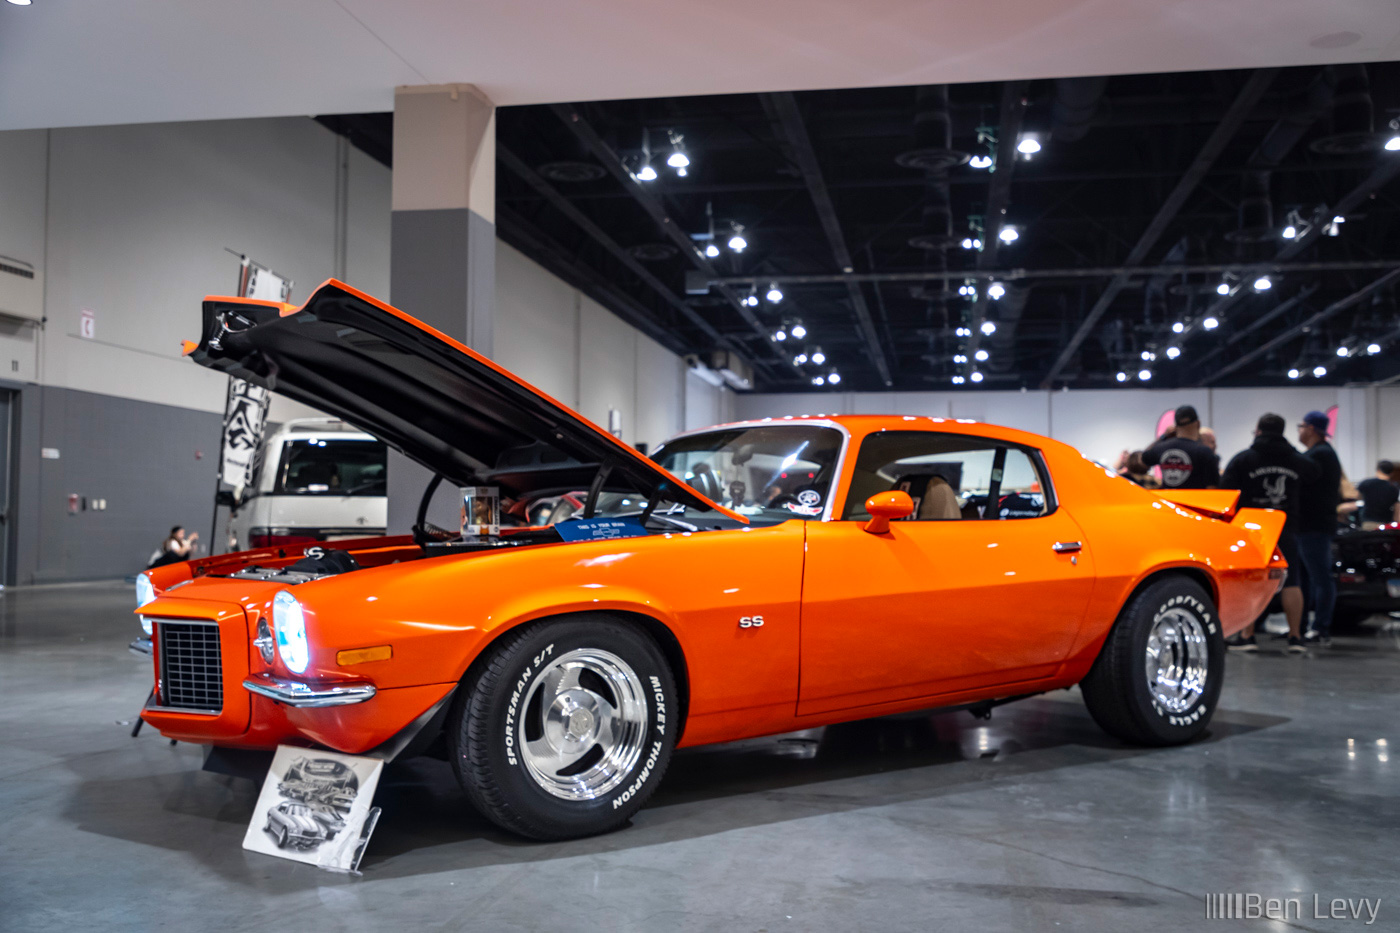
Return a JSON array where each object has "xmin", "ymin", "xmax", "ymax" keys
[{"xmin": 1047, "ymin": 449, "xmax": 1283, "ymax": 678}]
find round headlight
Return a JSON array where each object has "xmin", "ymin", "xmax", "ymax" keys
[
  {"xmin": 135, "ymin": 573, "xmax": 156, "ymax": 608},
  {"xmin": 272, "ymin": 590, "xmax": 310, "ymax": 674}
]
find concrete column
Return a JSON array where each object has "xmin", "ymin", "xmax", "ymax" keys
[{"xmin": 388, "ymin": 84, "xmax": 496, "ymax": 534}]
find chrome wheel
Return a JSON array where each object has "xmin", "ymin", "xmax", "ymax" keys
[
  {"xmin": 517, "ymin": 648, "xmax": 648, "ymax": 801},
  {"xmin": 1145, "ymin": 608, "xmax": 1209, "ymax": 713}
]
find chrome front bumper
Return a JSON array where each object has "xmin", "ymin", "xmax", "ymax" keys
[{"xmin": 242, "ymin": 674, "xmax": 376, "ymax": 708}]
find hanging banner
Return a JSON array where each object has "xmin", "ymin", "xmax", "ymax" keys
[
  {"xmin": 243, "ymin": 745, "xmax": 384, "ymax": 873},
  {"xmin": 220, "ymin": 378, "xmax": 271, "ymax": 488}
]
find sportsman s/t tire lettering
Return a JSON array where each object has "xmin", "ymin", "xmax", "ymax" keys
[
  {"xmin": 1079, "ymin": 575, "xmax": 1224, "ymax": 747},
  {"xmin": 448, "ymin": 614, "xmax": 678, "ymax": 840}
]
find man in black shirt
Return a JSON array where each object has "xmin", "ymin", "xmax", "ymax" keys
[
  {"xmin": 1296, "ymin": 410, "xmax": 1342, "ymax": 644},
  {"xmin": 1142, "ymin": 405, "xmax": 1220, "ymax": 489},
  {"xmin": 1356, "ymin": 459, "xmax": 1399, "ymax": 529},
  {"xmin": 1220, "ymin": 413, "xmax": 1319, "ymax": 652}
]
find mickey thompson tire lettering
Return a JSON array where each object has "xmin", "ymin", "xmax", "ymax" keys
[
  {"xmin": 1079, "ymin": 574, "xmax": 1225, "ymax": 748},
  {"xmin": 448, "ymin": 614, "xmax": 679, "ymax": 841}
]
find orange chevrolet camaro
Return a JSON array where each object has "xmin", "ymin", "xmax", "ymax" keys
[{"xmin": 137, "ymin": 280, "xmax": 1286, "ymax": 840}]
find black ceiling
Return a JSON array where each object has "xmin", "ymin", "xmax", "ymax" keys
[{"xmin": 318, "ymin": 62, "xmax": 1400, "ymax": 393}]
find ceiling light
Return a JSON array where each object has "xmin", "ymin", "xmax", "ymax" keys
[
  {"xmin": 980, "ymin": 321, "xmax": 997, "ymax": 335},
  {"xmin": 974, "ymin": 349, "xmax": 988, "ymax": 362},
  {"xmin": 743, "ymin": 294, "xmax": 759, "ymax": 307},
  {"xmin": 970, "ymin": 371, "xmax": 984, "ymax": 383},
  {"xmin": 998, "ymin": 226, "xmax": 1020, "ymax": 244},
  {"xmin": 1016, "ymin": 135, "xmax": 1042, "ymax": 157},
  {"xmin": 1333, "ymin": 215, "xmax": 1346, "ymax": 225},
  {"xmin": 952, "ymin": 375, "xmax": 966, "ymax": 385},
  {"xmin": 766, "ymin": 283, "xmax": 783, "ymax": 303},
  {"xmin": 1313, "ymin": 365, "xmax": 1327, "ymax": 378},
  {"xmin": 773, "ymin": 328, "xmax": 787, "ymax": 342},
  {"xmin": 1172, "ymin": 322, "xmax": 1185, "ymax": 334},
  {"xmin": 1138, "ymin": 369, "xmax": 1152, "ymax": 381},
  {"xmin": 667, "ymin": 151, "xmax": 690, "ymax": 169},
  {"xmin": 961, "ymin": 237, "xmax": 974, "ymax": 249},
  {"xmin": 1141, "ymin": 350, "xmax": 1154, "ymax": 362},
  {"xmin": 987, "ymin": 282, "xmax": 1006, "ymax": 300},
  {"xmin": 812, "ymin": 375, "xmax": 826, "ymax": 386},
  {"xmin": 828, "ymin": 371, "xmax": 841, "ymax": 385},
  {"xmin": 794, "ymin": 352, "xmax": 808, "ymax": 365},
  {"xmin": 1216, "ymin": 282, "xmax": 1230, "ymax": 296},
  {"xmin": 1288, "ymin": 368, "xmax": 1300, "ymax": 379},
  {"xmin": 703, "ymin": 243, "xmax": 720, "ymax": 259},
  {"xmin": 1336, "ymin": 345, "xmax": 1350, "ymax": 357},
  {"xmin": 1368, "ymin": 343, "xmax": 1382, "ymax": 355},
  {"xmin": 811, "ymin": 348, "xmax": 826, "ymax": 365},
  {"xmin": 728, "ymin": 231, "xmax": 747, "ymax": 252},
  {"xmin": 790, "ymin": 322, "xmax": 807, "ymax": 340},
  {"xmin": 1203, "ymin": 316, "xmax": 1219, "ymax": 330},
  {"xmin": 1386, "ymin": 134, "xmax": 1400, "ymax": 152},
  {"xmin": 1282, "ymin": 224, "xmax": 1297, "ymax": 239},
  {"xmin": 1166, "ymin": 346, "xmax": 1181, "ymax": 359},
  {"xmin": 6, "ymin": 0, "xmax": 33, "ymax": 6},
  {"xmin": 676, "ymin": 167, "xmax": 688, "ymax": 177},
  {"xmin": 1253, "ymin": 275, "xmax": 1272, "ymax": 291},
  {"xmin": 636, "ymin": 164, "xmax": 658, "ymax": 182},
  {"xmin": 1116, "ymin": 372, "xmax": 1128, "ymax": 383},
  {"xmin": 953, "ymin": 354, "xmax": 968, "ymax": 364},
  {"xmin": 955, "ymin": 326, "xmax": 972, "ymax": 337},
  {"xmin": 969, "ymin": 154, "xmax": 993, "ymax": 170}
]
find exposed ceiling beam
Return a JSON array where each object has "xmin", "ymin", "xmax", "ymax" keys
[
  {"xmin": 498, "ymin": 144, "xmax": 738, "ymax": 357},
  {"xmin": 1187, "ymin": 285, "xmax": 1318, "ymax": 372},
  {"xmin": 1198, "ymin": 268, "xmax": 1400, "ymax": 385},
  {"xmin": 1040, "ymin": 68, "xmax": 1277, "ymax": 387},
  {"xmin": 704, "ymin": 258, "xmax": 1398, "ymax": 287},
  {"xmin": 550, "ymin": 103, "xmax": 804, "ymax": 381},
  {"xmin": 767, "ymin": 91, "xmax": 892, "ymax": 386},
  {"xmin": 966, "ymin": 81, "xmax": 1028, "ymax": 361}
]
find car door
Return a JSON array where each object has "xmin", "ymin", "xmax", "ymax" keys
[{"xmin": 797, "ymin": 430, "xmax": 1095, "ymax": 716}]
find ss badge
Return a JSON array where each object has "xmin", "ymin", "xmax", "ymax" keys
[{"xmin": 738, "ymin": 615, "xmax": 765, "ymax": 629}]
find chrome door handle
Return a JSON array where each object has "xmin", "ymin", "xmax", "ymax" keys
[{"xmin": 1052, "ymin": 541, "xmax": 1082, "ymax": 553}]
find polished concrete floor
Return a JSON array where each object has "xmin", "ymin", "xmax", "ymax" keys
[{"xmin": 2, "ymin": 582, "xmax": 1398, "ymax": 932}]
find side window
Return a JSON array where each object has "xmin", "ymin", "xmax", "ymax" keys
[{"xmin": 842, "ymin": 431, "xmax": 1053, "ymax": 521}]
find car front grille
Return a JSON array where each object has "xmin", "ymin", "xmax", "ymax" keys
[{"xmin": 157, "ymin": 620, "xmax": 224, "ymax": 713}]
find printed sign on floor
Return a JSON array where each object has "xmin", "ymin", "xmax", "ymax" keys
[{"xmin": 243, "ymin": 745, "xmax": 384, "ymax": 872}]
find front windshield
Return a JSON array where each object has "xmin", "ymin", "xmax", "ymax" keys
[
  {"xmin": 273, "ymin": 439, "xmax": 387, "ymax": 496},
  {"xmin": 633, "ymin": 424, "xmax": 844, "ymax": 526}
]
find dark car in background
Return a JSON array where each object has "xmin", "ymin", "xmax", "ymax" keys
[{"xmin": 1334, "ymin": 524, "xmax": 1400, "ymax": 628}]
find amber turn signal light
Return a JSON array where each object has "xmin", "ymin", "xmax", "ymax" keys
[{"xmin": 336, "ymin": 645, "xmax": 393, "ymax": 666}]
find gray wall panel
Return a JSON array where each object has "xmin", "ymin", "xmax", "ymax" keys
[{"xmin": 32, "ymin": 386, "xmax": 221, "ymax": 582}]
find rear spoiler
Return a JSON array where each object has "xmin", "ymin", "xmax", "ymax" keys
[{"xmin": 1155, "ymin": 489, "xmax": 1240, "ymax": 520}]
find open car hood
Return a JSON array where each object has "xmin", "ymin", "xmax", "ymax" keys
[{"xmin": 188, "ymin": 279, "xmax": 743, "ymax": 520}]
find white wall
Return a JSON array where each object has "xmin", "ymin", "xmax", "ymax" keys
[
  {"xmin": 735, "ymin": 385, "xmax": 1390, "ymax": 479},
  {"xmin": 493, "ymin": 242, "xmax": 727, "ymax": 449},
  {"xmin": 0, "ymin": 118, "xmax": 392, "ymax": 423}
]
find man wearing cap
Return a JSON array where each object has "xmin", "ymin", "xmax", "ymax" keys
[
  {"xmin": 1142, "ymin": 405, "xmax": 1220, "ymax": 489},
  {"xmin": 1220, "ymin": 413, "xmax": 1319, "ymax": 652},
  {"xmin": 1296, "ymin": 410, "xmax": 1342, "ymax": 645}
]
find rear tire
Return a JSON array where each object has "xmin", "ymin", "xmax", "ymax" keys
[
  {"xmin": 1080, "ymin": 575, "xmax": 1223, "ymax": 746},
  {"xmin": 448, "ymin": 615, "xmax": 678, "ymax": 840}
]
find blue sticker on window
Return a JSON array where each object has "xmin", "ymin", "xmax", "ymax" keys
[{"xmin": 554, "ymin": 517, "xmax": 650, "ymax": 542}]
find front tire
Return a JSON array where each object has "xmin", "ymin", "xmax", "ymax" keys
[
  {"xmin": 449, "ymin": 615, "xmax": 678, "ymax": 840},
  {"xmin": 1080, "ymin": 575, "xmax": 1223, "ymax": 746}
]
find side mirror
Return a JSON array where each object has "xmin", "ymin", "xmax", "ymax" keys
[{"xmin": 863, "ymin": 490, "xmax": 914, "ymax": 535}]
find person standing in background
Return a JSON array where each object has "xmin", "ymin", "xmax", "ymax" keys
[
  {"xmin": 1296, "ymin": 411, "xmax": 1342, "ymax": 645},
  {"xmin": 1355, "ymin": 460, "xmax": 1399, "ymax": 530},
  {"xmin": 1143, "ymin": 405, "xmax": 1220, "ymax": 489},
  {"xmin": 1220, "ymin": 414, "xmax": 1319, "ymax": 652},
  {"xmin": 1200, "ymin": 426, "xmax": 1218, "ymax": 453}
]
